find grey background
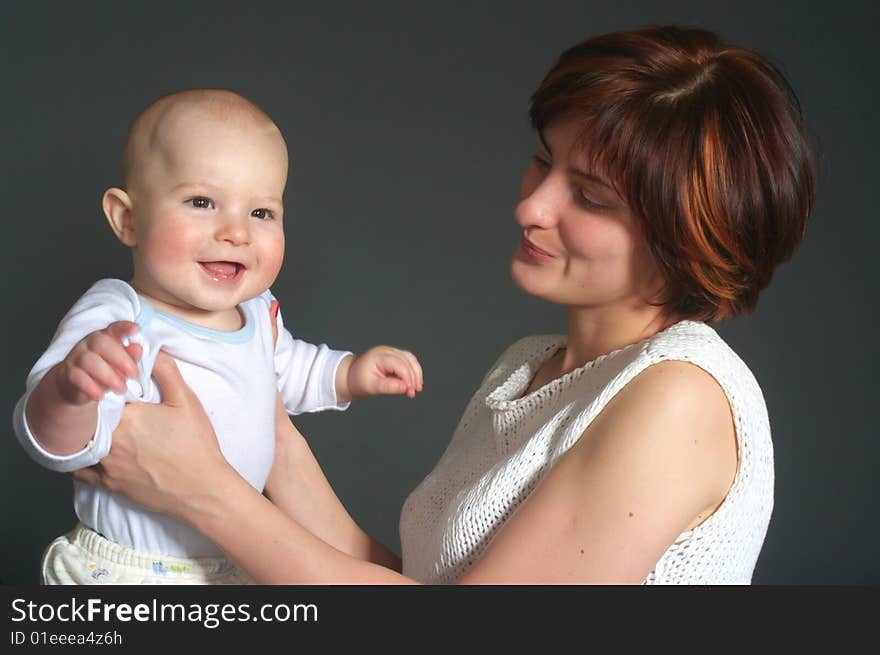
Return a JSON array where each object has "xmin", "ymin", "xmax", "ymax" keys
[{"xmin": 2, "ymin": 1, "xmax": 877, "ymax": 584}]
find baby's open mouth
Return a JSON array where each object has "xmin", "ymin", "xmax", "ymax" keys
[{"xmin": 199, "ymin": 261, "xmax": 245, "ymax": 280}]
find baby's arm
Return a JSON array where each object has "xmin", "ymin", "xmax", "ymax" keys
[
  {"xmin": 270, "ymin": 297, "xmax": 423, "ymax": 413},
  {"xmin": 25, "ymin": 321, "xmax": 141, "ymax": 456},
  {"xmin": 13, "ymin": 279, "xmax": 146, "ymax": 471}
]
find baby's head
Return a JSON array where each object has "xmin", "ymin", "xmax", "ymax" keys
[{"xmin": 103, "ymin": 89, "xmax": 288, "ymax": 319}]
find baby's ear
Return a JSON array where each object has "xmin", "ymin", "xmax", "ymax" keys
[{"xmin": 102, "ymin": 188, "xmax": 136, "ymax": 246}]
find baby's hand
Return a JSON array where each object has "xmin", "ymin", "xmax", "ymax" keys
[
  {"xmin": 341, "ymin": 346, "xmax": 423, "ymax": 401},
  {"xmin": 55, "ymin": 321, "xmax": 142, "ymax": 405}
]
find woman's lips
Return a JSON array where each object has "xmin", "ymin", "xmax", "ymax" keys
[{"xmin": 520, "ymin": 235, "xmax": 555, "ymax": 261}]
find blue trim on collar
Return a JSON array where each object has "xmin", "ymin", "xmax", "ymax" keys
[
  {"xmin": 134, "ymin": 299, "xmax": 154, "ymax": 331},
  {"xmin": 135, "ymin": 296, "xmax": 255, "ymax": 344}
]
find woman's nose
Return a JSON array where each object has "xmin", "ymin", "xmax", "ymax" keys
[{"xmin": 515, "ymin": 170, "xmax": 561, "ymax": 229}]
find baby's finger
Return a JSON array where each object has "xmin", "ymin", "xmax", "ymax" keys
[
  {"xmin": 106, "ymin": 321, "xmax": 141, "ymax": 344},
  {"xmin": 124, "ymin": 341, "xmax": 143, "ymax": 363},
  {"xmin": 106, "ymin": 322, "xmax": 142, "ymax": 362},
  {"xmin": 89, "ymin": 332, "xmax": 140, "ymax": 380},
  {"xmin": 77, "ymin": 349, "xmax": 128, "ymax": 395},
  {"xmin": 379, "ymin": 377, "xmax": 409, "ymax": 395},
  {"xmin": 383, "ymin": 353, "xmax": 416, "ymax": 389},
  {"xmin": 401, "ymin": 351, "xmax": 423, "ymax": 391},
  {"xmin": 66, "ymin": 366, "xmax": 110, "ymax": 402},
  {"xmin": 371, "ymin": 355, "xmax": 408, "ymax": 395},
  {"xmin": 395, "ymin": 351, "xmax": 420, "ymax": 395}
]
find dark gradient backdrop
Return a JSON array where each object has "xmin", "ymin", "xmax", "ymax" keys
[{"xmin": 2, "ymin": 1, "xmax": 877, "ymax": 584}]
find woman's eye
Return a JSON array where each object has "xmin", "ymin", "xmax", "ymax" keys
[
  {"xmin": 187, "ymin": 197, "xmax": 214, "ymax": 209},
  {"xmin": 251, "ymin": 208, "xmax": 273, "ymax": 220},
  {"xmin": 576, "ymin": 188, "xmax": 605, "ymax": 210},
  {"xmin": 533, "ymin": 154, "xmax": 551, "ymax": 170}
]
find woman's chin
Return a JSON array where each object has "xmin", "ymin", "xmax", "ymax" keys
[{"xmin": 510, "ymin": 260, "xmax": 554, "ymax": 300}]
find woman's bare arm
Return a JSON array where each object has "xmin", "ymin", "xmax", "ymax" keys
[
  {"xmin": 458, "ymin": 360, "xmax": 737, "ymax": 583},
  {"xmin": 263, "ymin": 391, "xmax": 401, "ymax": 571},
  {"xmin": 191, "ymin": 465, "xmax": 413, "ymax": 584},
  {"xmin": 75, "ymin": 353, "xmax": 734, "ymax": 584}
]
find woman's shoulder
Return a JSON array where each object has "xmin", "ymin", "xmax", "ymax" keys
[
  {"xmin": 639, "ymin": 320, "xmax": 766, "ymax": 408},
  {"xmin": 611, "ymin": 358, "xmax": 734, "ymax": 429},
  {"xmin": 603, "ymin": 322, "xmax": 742, "ymax": 439},
  {"xmin": 607, "ymin": 320, "xmax": 771, "ymax": 494},
  {"xmin": 568, "ymin": 319, "xmax": 769, "ymax": 476},
  {"xmin": 584, "ymin": 355, "xmax": 738, "ymax": 501},
  {"xmin": 643, "ymin": 320, "xmax": 737, "ymax": 363}
]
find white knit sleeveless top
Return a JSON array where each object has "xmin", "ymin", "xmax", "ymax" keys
[{"xmin": 399, "ymin": 321, "xmax": 774, "ymax": 584}]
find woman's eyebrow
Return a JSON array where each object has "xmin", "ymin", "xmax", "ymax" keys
[
  {"xmin": 538, "ymin": 130, "xmax": 615, "ymax": 192},
  {"xmin": 568, "ymin": 168, "xmax": 615, "ymax": 192},
  {"xmin": 538, "ymin": 131, "xmax": 553, "ymax": 155}
]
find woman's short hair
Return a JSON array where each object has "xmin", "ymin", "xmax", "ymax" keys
[{"xmin": 530, "ymin": 26, "xmax": 815, "ymax": 321}]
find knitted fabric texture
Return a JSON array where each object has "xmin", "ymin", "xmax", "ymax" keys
[{"xmin": 399, "ymin": 321, "xmax": 774, "ymax": 584}]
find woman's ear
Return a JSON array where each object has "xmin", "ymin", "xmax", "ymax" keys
[{"xmin": 102, "ymin": 187, "xmax": 137, "ymax": 246}]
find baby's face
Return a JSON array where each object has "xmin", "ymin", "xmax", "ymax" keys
[{"xmin": 127, "ymin": 112, "xmax": 287, "ymax": 317}]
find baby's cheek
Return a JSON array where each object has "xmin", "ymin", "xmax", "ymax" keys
[
  {"xmin": 162, "ymin": 233, "xmax": 193, "ymax": 255},
  {"xmin": 261, "ymin": 239, "xmax": 286, "ymax": 281},
  {"xmin": 147, "ymin": 232, "xmax": 194, "ymax": 265}
]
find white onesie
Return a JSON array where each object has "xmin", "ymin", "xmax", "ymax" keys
[{"xmin": 13, "ymin": 278, "xmax": 351, "ymax": 558}]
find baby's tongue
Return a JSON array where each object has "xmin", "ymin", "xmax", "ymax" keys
[{"xmin": 201, "ymin": 261, "xmax": 237, "ymax": 278}]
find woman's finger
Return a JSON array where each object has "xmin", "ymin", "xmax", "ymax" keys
[
  {"xmin": 71, "ymin": 465, "xmax": 103, "ymax": 488},
  {"xmin": 150, "ymin": 350, "xmax": 191, "ymax": 406}
]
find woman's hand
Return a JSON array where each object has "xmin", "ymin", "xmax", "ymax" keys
[{"xmin": 72, "ymin": 350, "xmax": 234, "ymax": 522}]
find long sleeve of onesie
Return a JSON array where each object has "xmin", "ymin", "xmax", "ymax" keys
[
  {"xmin": 13, "ymin": 283, "xmax": 353, "ymax": 474},
  {"xmin": 12, "ymin": 280, "xmax": 150, "ymax": 473},
  {"xmin": 265, "ymin": 291, "xmax": 352, "ymax": 415}
]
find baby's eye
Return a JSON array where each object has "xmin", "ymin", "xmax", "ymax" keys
[
  {"xmin": 251, "ymin": 208, "xmax": 274, "ymax": 220},
  {"xmin": 187, "ymin": 197, "xmax": 214, "ymax": 209}
]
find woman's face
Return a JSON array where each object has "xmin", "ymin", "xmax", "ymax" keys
[{"xmin": 511, "ymin": 119, "xmax": 664, "ymax": 311}]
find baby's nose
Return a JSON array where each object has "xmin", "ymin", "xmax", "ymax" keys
[{"xmin": 216, "ymin": 214, "xmax": 251, "ymax": 245}]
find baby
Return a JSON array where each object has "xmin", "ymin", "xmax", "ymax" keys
[{"xmin": 12, "ymin": 89, "xmax": 423, "ymax": 584}]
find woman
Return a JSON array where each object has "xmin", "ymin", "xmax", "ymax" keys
[{"xmin": 74, "ymin": 25, "xmax": 814, "ymax": 584}]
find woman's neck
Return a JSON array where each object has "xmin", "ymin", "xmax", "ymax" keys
[{"xmin": 559, "ymin": 304, "xmax": 681, "ymax": 375}]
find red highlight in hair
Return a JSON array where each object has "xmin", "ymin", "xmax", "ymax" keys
[{"xmin": 530, "ymin": 26, "xmax": 815, "ymax": 321}]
